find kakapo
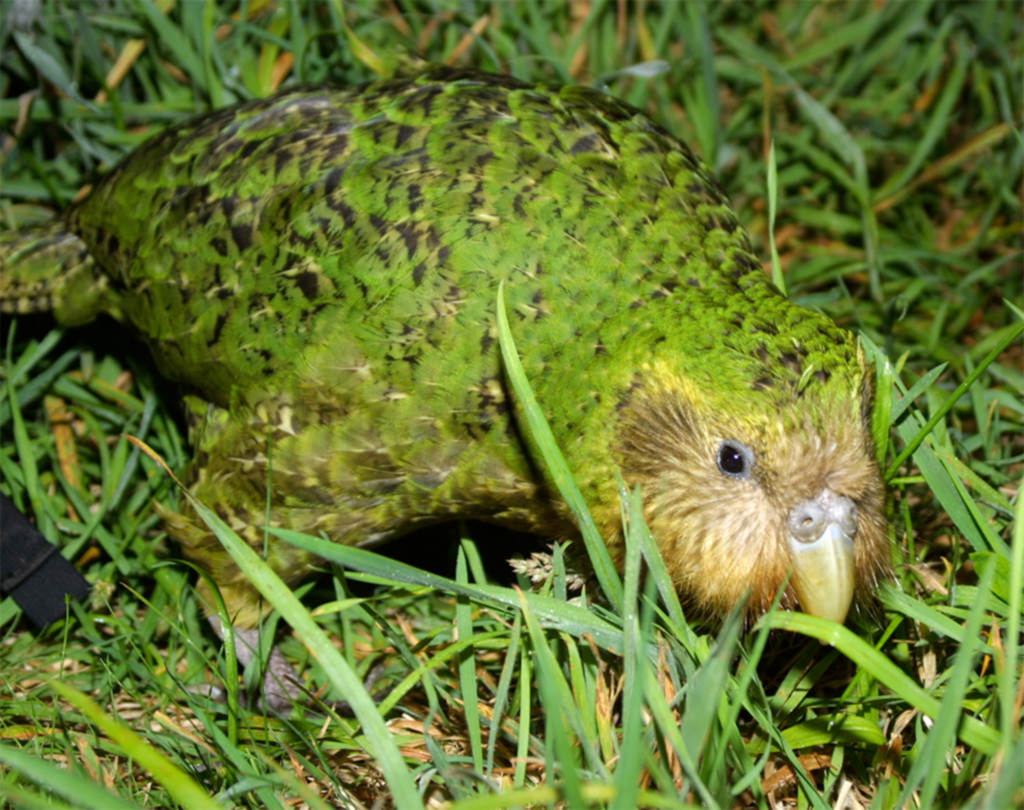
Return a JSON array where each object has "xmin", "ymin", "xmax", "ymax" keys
[{"xmin": 2, "ymin": 67, "xmax": 889, "ymax": 705}]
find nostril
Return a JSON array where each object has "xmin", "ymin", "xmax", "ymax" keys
[
  {"xmin": 788, "ymin": 501, "xmax": 826, "ymax": 543},
  {"xmin": 789, "ymin": 489, "xmax": 859, "ymax": 544},
  {"xmin": 841, "ymin": 506, "xmax": 858, "ymax": 536},
  {"xmin": 823, "ymin": 490, "xmax": 858, "ymax": 535}
]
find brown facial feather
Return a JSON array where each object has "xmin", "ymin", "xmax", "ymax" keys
[{"xmin": 614, "ymin": 371, "xmax": 889, "ymax": 621}]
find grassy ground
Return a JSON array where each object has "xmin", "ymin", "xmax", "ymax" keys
[{"xmin": 1, "ymin": 1, "xmax": 1022, "ymax": 808}]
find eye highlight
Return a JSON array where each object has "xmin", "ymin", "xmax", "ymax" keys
[{"xmin": 717, "ymin": 440, "xmax": 754, "ymax": 479}]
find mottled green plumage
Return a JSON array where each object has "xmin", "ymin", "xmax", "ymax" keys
[{"xmin": 2, "ymin": 68, "xmax": 888, "ymax": 632}]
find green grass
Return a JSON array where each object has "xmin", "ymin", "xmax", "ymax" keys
[{"xmin": 1, "ymin": 1, "xmax": 1022, "ymax": 808}]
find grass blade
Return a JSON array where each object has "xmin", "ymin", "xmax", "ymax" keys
[
  {"xmin": 496, "ymin": 281, "xmax": 623, "ymax": 611},
  {"xmin": 758, "ymin": 612, "xmax": 1000, "ymax": 756}
]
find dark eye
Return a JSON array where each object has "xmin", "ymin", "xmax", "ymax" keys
[{"xmin": 717, "ymin": 441, "xmax": 753, "ymax": 478}]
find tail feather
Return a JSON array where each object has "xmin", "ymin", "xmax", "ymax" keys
[{"xmin": 0, "ymin": 221, "xmax": 116, "ymax": 325}]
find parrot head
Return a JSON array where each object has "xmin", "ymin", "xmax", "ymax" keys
[{"xmin": 610, "ymin": 340, "xmax": 889, "ymax": 625}]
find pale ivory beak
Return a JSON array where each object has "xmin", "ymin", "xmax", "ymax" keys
[
  {"xmin": 788, "ymin": 523, "xmax": 856, "ymax": 624},
  {"xmin": 787, "ymin": 490, "xmax": 858, "ymax": 624}
]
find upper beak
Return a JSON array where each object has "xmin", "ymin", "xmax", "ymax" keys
[{"xmin": 786, "ymin": 489, "xmax": 858, "ymax": 624}]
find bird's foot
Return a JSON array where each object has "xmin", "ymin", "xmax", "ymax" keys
[{"xmin": 203, "ymin": 615, "xmax": 392, "ymax": 716}]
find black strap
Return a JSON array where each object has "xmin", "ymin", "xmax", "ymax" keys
[{"xmin": 0, "ymin": 493, "xmax": 90, "ymax": 629}]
